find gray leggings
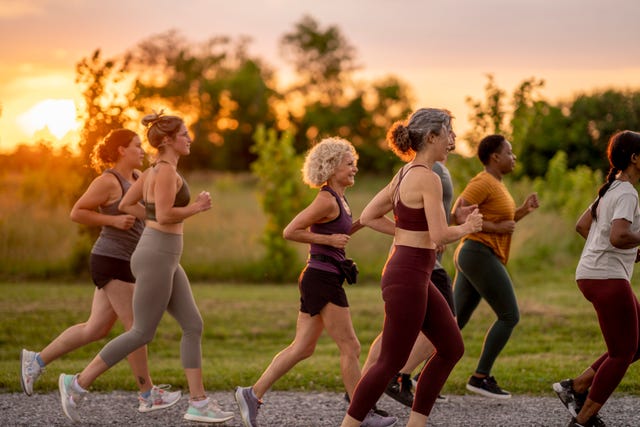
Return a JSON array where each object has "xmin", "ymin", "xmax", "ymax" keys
[
  {"xmin": 453, "ymin": 239, "xmax": 519, "ymax": 376},
  {"xmin": 99, "ymin": 228, "xmax": 203, "ymax": 369}
]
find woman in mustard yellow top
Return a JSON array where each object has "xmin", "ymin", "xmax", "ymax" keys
[{"xmin": 452, "ymin": 134, "xmax": 539, "ymax": 399}]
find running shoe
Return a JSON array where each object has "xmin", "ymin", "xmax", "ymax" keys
[
  {"xmin": 384, "ymin": 373, "xmax": 413, "ymax": 407},
  {"xmin": 466, "ymin": 375, "xmax": 511, "ymax": 399},
  {"xmin": 138, "ymin": 384, "xmax": 182, "ymax": 413},
  {"xmin": 235, "ymin": 386, "xmax": 261, "ymax": 427},
  {"xmin": 183, "ymin": 397, "xmax": 234, "ymax": 423},
  {"xmin": 361, "ymin": 409, "xmax": 398, "ymax": 427},
  {"xmin": 20, "ymin": 349, "xmax": 43, "ymax": 396},
  {"xmin": 58, "ymin": 373, "xmax": 86, "ymax": 423}
]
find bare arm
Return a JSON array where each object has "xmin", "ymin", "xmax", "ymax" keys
[
  {"xmin": 515, "ymin": 192, "xmax": 540, "ymax": 222},
  {"xmin": 610, "ymin": 218, "xmax": 640, "ymax": 249},
  {"xmin": 360, "ymin": 184, "xmax": 396, "ymax": 236},
  {"xmin": 72, "ymin": 174, "xmax": 137, "ymax": 230},
  {"xmin": 283, "ymin": 191, "xmax": 350, "ymax": 248},
  {"xmin": 152, "ymin": 165, "xmax": 211, "ymax": 224},
  {"xmin": 424, "ymin": 175, "xmax": 483, "ymax": 245},
  {"xmin": 575, "ymin": 208, "xmax": 592, "ymax": 240}
]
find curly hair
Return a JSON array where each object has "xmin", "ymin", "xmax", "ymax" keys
[
  {"xmin": 90, "ymin": 128, "xmax": 138, "ymax": 172},
  {"xmin": 387, "ymin": 108, "xmax": 452, "ymax": 161},
  {"xmin": 141, "ymin": 111, "xmax": 184, "ymax": 151},
  {"xmin": 302, "ymin": 137, "xmax": 358, "ymax": 188}
]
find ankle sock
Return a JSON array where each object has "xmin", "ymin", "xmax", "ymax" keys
[
  {"xmin": 192, "ymin": 397, "xmax": 210, "ymax": 408},
  {"xmin": 35, "ymin": 353, "xmax": 45, "ymax": 368},
  {"xmin": 140, "ymin": 389, "xmax": 151, "ymax": 399},
  {"xmin": 72, "ymin": 376, "xmax": 87, "ymax": 393}
]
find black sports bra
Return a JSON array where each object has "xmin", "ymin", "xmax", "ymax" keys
[
  {"xmin": 145, "ymin": 161, "xmax": 191, "ymax": 221},
  {"xmin": 392, "ymin": 165, "xmax": 429, "ymax": 231}
]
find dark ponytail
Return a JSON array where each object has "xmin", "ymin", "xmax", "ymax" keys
[{"xmin": 590, "ymin": 167, "xmax": 618, "ymax": 220}]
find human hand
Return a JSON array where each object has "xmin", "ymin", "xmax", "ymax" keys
[
  {"xmin": 464, "ymin": 208, "xmax": 483, "ymax": 233},
  {"xmin": 329, "ymin": 233, "xmax": 350, "ymax": 249},
  {"xmin": 195, "ymin": 191, "xmax": 212, "ymax": 213},
  {"xmin": 454, "ymin": 203, "xmax": 479, "ymax": 225},
  {"xmin": 524, "ymin": 193, "xmax": 540, "ymax": 212},
  {"xmin": 112, "ymin": 214, "xmax": 136, "ymax": 230},
  {"xmin": 495, "ymin": 220, "xmax": 516, "ymax": 234}
]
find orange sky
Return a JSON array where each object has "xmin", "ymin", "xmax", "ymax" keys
[{"xmin": 1, "ymin": 0, "xmax": 639, "ymax": 153}]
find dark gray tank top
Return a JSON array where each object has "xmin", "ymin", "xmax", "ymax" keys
[{"xmin": 91, "ymin": 169, "xmax": 144, "ymax": 261}]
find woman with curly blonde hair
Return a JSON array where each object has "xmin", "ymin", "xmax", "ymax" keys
[{"xmin": 235, "ymin": 137, "xmax": 397, "ymax": 427}]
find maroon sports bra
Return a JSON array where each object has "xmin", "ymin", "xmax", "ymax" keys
[{"xmin": 393, "ymin": 165, "xmax": 429, "ymax": 231}]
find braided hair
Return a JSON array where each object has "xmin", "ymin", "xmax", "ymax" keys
[{"xmin": 591, "ymin": 131, "xmax": 640, "ymax": 220}]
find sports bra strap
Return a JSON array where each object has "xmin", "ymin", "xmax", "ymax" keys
[{"xmin": 393, "ymin": 164, "xmax": 430, "ymax": 205}]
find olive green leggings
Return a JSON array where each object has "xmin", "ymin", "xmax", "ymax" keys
[
  {"xmin": 453, "ymin": 239, "xmax": 519, "ymax": 376},
  {"xmin": 99, "ymin": 228, "xmax": 203, "ymax": 369}
]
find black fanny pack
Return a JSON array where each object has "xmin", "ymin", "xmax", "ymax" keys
[{"xmin": 310, "ymin": 253, "xmax": 359, "ymax": 284}]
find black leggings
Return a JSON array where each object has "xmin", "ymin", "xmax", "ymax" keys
[{"xmin": 348, "ymin": 246, "xmax": 464, "ymax": 420}]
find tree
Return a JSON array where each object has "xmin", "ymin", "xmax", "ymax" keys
[{"xmin": 128, "ymin": 30, "xmax": 278, "ymax": 170}]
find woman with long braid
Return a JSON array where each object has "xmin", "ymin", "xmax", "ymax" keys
[{"xmin": 554, "ymin": 131, "xmax": 640, "ymax": 427}]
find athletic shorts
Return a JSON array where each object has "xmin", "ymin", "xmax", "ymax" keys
[
  {"xmin": 431, "ymin": 268, "xmax": 455, "ymax": 315},
  {"xmin": 299, "ymin": 266, "xmax": 348, "ymax": 316},
  {"xmin": 90, "ymin": 253, "xmax": 135, "ymax": 289}
]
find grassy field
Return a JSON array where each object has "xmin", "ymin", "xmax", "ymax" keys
[{"xmin": 2, "ymin": 276, "xmax": 640, "ymax": 397}]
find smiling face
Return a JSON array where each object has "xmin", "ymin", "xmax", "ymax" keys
[
  {"xmin": 428, "ymin": 122, "xmax": 456, "ymax": 161},
  {"xmin": 170, "ymin": 125, "xmax": 192, "ymax": 156},
  {"xmin": 332, "ymin": 151, "xmax": 358, "ymax": 188}
]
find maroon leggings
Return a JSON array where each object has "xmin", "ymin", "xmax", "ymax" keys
[
  {"xmin": 578, "ymin": 279, "xmax": 640, "ymax": 404},
  {"xmin": 348, "ymin": 246, "xmax": 464, "ymax": 420}
]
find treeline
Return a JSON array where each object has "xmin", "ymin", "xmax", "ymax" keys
[{"xmin": 4, "ymin": 15, "xmax": 639, "ymax": 180}]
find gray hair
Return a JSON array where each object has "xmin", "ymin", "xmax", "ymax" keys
[{"xmin": 387, "ymin": 108, "xmax": 452, "ymax": 161}]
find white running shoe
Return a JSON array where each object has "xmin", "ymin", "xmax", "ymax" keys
[
  {"xmin": 20, "ymin": 349, "xmax": 43, "ymax": 396},
  {"xmin": 138, "ymin": 384, "xmax": 182, "ymax": 413},
  {"xmin": 184, "ymin": 397, "xmax": 234, "ymax": 423}
]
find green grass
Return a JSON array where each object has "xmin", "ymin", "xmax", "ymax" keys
[{"xmin": 3, "ymin": 276, "xmax": 640, "ymax": 396}]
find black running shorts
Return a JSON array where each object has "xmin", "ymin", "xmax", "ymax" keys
[{"xmin": 298, "ymin": 266, "xmax": 349, "ymax": 316}]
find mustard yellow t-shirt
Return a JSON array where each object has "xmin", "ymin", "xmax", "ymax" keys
[{"xmin": 458, "ymin": 171, "xmax": 516, "ymax": 264}]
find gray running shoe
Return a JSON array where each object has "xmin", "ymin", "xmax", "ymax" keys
[
  {"xmin": 361, "ymin": 409, "xmax": 398, "ymax": 427},
  {"xmin": 58, "ymin": 374, "xmax": 86, "ymax": 423},
  {"xmin": 235, "ymin": 386, "xmax": 261, "ymax": 427},
  {"xmin": 138, "ymin": 384, "xmax": 182, "ymax": 413},
  {"xmin": 183, "ymin": 398, "xmax": 234, "ymax": 423},
  {"xmin": 20, "ymin": 349, "xmax": 43, "ymax": 396}
]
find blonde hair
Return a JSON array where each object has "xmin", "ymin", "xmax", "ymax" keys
[{"xmin": 302, "ymin": 137, "xmax": 358, "ymax": 188}]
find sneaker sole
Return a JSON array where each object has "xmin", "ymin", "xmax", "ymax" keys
[
  {"xmin": 183, "ymin": 413, "xmax": 234, "ymax": 423},
  {"xmin": 235, "ymin": 388, "xmax": 254, "ymax": 427},
  {"xmin": 20, "ymin": 349, "xmax": 32, "ymax": 397},
  {"xmin": 552, "ymin": 382, "xmax": 578, "ymax": 417},
  {"xmin": 466, "ymin": 383, "xmax": 512, "ymax": 399},
  {"xmin": 138, "ymin": 392, "xmax": 182, "ymax": 413},
  {"xmin": 58, "ymin": 374, "xmax": 80, "ymax": 423}
]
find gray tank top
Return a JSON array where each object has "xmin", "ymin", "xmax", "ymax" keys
[
  {"xmin": 91, "ymin": 169, "xmax": 144, "ymax": 261},
  {"xmin": 432, "ymin": 161, "xmax": 453, "ymax": 269}
]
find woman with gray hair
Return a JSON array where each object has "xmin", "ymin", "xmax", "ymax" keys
[
  {"xmin": 57, "ymin": 112, "xmax": 234, "ymax": 424},
  {"xmin": 235, "ymin": 137, "xmax": 397, "ymax": 427},
  {"xmin": 342, "ymin": 108, "xmax": 482, "ymax": 427}
]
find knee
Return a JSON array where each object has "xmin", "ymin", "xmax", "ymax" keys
[
  {"xmin": 182, "ymin": 316, "xmax": 204, "ymax": 339},
  {"xmin": 84, "ymin": 323, "xmax": 112, "ymax": 341},
  {"xmin": 437, "ymin": 336, "xmax": 465, "ymax": 363},
  {"xmin": 499, "ymin": 310, "xmax": 520, "ymax": 328}
]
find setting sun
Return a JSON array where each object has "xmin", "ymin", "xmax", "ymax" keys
[{"xmin": 17, "ymin": 99, "xmax": 79, "ymax": 139}]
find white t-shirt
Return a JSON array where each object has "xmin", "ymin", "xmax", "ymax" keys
[{"xmin": 576, "ymin": 180, "xmax": 640, "ymax": 281}]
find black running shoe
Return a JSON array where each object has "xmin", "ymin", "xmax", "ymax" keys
[
  {"xmin": 384, "ymin": 373, "xmax": 414, "ymax": 407},
  {"xmin": 466, "ymin": 375, "xmax": 511, "ymax": 399}
]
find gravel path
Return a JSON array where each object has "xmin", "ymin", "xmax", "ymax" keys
[{"xmin": 1, "ymin": 391, "xmax": 639, "ymax": 426}]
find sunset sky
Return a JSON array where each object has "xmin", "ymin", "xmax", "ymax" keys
[{"xmin": 1, "ymin": 0, "xmax": 639, "ymax": 153}]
